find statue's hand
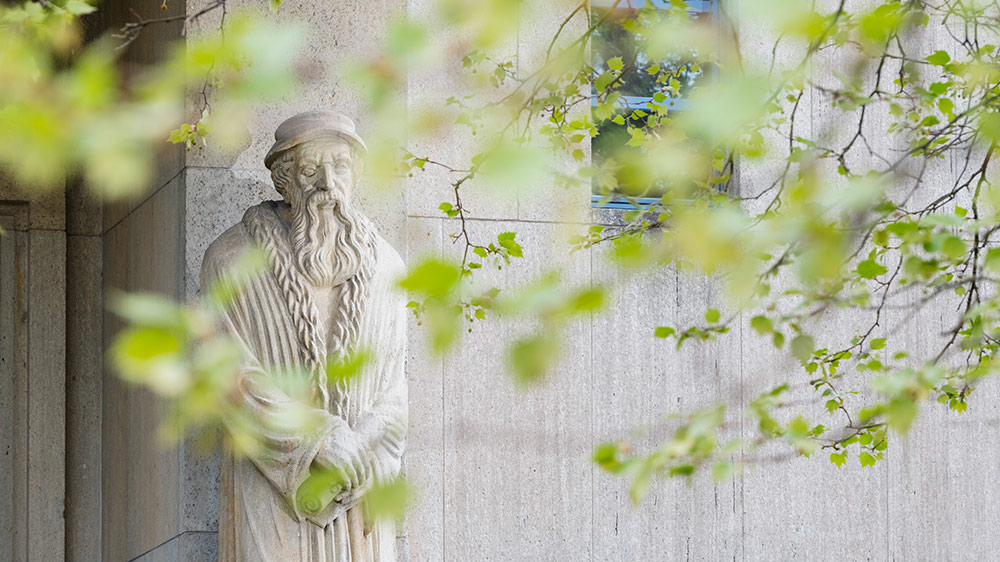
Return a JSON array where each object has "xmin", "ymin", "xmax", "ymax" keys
[{"xmin": 314, "ymin": 426, "xmax": 371, "ymax": 492}]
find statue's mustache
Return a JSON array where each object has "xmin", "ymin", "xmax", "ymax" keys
[{"xmin": 302, "ymin": 186, "xmax": 348, "ymax": 210}]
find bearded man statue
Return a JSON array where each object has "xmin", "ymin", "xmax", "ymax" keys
[{"xmin": 201, "ymin": 111, "xmax": 407, "ymax": 562}]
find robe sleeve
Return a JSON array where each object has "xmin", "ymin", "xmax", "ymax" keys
[
  {"xmin": 224, "ymin": 319, "xmax": 347, "ymax": 521},
  {"xmin": 344, "ymin": 244, "xmax": 409, "ymax": 485},
  {"xmin": 202, "ymin": 234, "xmax": 345, "ymax": 521},
  {"xmin": 352, "ymin": 312, "xmax": 407, "ymax": 484}
]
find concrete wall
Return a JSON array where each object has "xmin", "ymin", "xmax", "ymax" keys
[
  {"xmin": 401, "ymin": 2, "xmax": 1000, "ymax": 562},
  {"xmin": 96, "ymin": 1, "xmax": 198, "ymax": 560},
  {"xmin": 84, "ymin": 0, "xmax": 1000, "ymax": 561}
]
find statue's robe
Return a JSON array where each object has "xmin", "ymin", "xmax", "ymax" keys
[{"xmin": 202, "ymin": 201, "xmax": 407, "ymax": 562}]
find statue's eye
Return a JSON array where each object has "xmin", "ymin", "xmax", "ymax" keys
[
  {"xmin": 335, "ymin": 162, "xmax": 350, "ymax": 172},
  {"xmin": 301, "ymin": 166, "xmax": 316, "ymax": 177}
]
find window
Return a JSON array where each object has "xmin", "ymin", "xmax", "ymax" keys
[{"xmin": 590, "ymin": 0, "xmax": 717, "ymax": 209}]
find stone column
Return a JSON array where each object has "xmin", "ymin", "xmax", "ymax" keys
[{"xmin": 0, "ymin": 181, "xmax": 67, "ymax": 562}]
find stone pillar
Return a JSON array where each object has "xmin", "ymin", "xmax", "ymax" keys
[
  {"xmin": 0, "ymin": 181, "xmax": 67, "ymax": 562},
  {"xmin": 65, "ymin": 180, "xmax": 104, "ymax": 562}
]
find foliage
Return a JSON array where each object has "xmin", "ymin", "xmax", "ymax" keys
[
  {"xmin": 350, "ymin": 0, "xmax": 1000, "ymax": 501},
  {"xmin": 0, "ymin": 0, "xmax": 301, "ymax": 197},
  {"xmin": 7, "ymin": 0, "xmax": 1000, "ymax": 513}
]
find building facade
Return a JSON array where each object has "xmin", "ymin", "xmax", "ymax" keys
[{"xmin": 2, "ymin": 0, "xmax": 999, "ymax": 561}]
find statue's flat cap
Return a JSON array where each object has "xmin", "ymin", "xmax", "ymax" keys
[{"xmin": 264, "ymin": 111, "xmax": 367, "ymax": 169}]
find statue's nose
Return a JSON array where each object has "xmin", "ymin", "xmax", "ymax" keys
[{"xmin": 316, "ymin": 164, "xmax": 335, "ymax": 191}]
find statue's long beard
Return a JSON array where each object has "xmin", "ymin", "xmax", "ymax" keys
[{"xmin": 289, "ymin": 188, "xmax": 368, "ymax": 287}]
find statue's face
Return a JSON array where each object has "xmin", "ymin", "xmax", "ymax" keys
[
  {"xmin": 284, "ymin": 134, "xmax": 368, "ymax": 288},
  {"xmin": 292, "ymin": 136, "xmax": 354, "ymax": 204}
]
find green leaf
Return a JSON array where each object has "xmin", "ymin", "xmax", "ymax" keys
[
  {"xmin": 630, "ymin": 465, "xmax": 651, "ymax": 505},
  {"xmin": 364, "ymin": 477, "xmax": 411, "ymax": 523},
  {"xmin": 926, "ymin": 50, "xmax": 951, "ymax": 66},
  {"xmin": 654, "ymin": 326, "xmax": 675, "ymax": 338},
  {"xmin": 704, "ymin": 308, "xmax": 720, "ymax": 324},
  {"xmin": 825, "ymin": 399, "xmax": 840, "ymax": 415},
  {"xmin": 887, "ymin": 398, "xmax": 918, "ymax": 434},
  {"xmin": 829, "ymin": 452, "xmax": 846, "ymax": 468},
  {"xmin": 857, "ymin": 259, "xmax": 888, "ymax": 279},
  {"xmin": 110, "ymin": 292, "xmax": 186, "ymax": 327},
  {"xmin": 870, "ymin": 338, "xmax": 886, "ymax": 350},
  {"xmin": 859, "ymin": 452, "xmax": 877, "ymax": 467},
  {"xmin": 497, "ymin": 232, "xmax": 523, "ymax": 258},
  {"xmin": 919, "ymin": 115, "xmax": 940, "ymax": 127},
  {"xmin": 296, "ymin": 466, "xmax": 345, "ymax": 516},
  {"xmin": 595, "ymin": 71, "xmax": 615, "ymax": 92},
  {"xmin": 568, "ymin": 288, "xmax": 605, "ymax": 313},
  {"xmin": 790, "ymin": 334, "xmax": 815, "ymax": 364},
  {"xmin": 711, "ymin": 461, "xmax": 734, "ymax": 482},
  {"xmin": 594, "ymin": 442, "xmax": 624, "ymax": 472},
  {"xmin": 980, "ymin": 112, "xmax": 1000, "ymax": 144},
  {"xmin": 669, "ymin": 464, "xmax": 695, "ymax": 477},
  {"xmin": 325, "ymin": 348, "xmax": 372, "ymax": 387},
  {"xmin": 772, "ymin": 331, "xmax": 785, "ymax": 349},
  {"xmin": 750, "ymin": 315, "xmax": 773, "ymax": 335},
  {"xmin": 607, "ymin": 56, "xmax": 624, "ymax": 72},
  {"xmin": 167, "ymin": 128, "xmax": 187, "ymax": 144},
  {"xmin": 63, "ymin": 0, "xmax": 97, "ymax": 15},
  {"xmin": 397, "ymin": 259, "xmax": 462, "ymax": 300},
  {"xmin": 508, "ymin": 336, "xmax": 560, "ymax": 385},
  {"xmin": 942, "ymin": 236, "xmax": 967, "ymax": 260},
  {"xmin": 984, "ymin": 248, "xmax": 1000, "ymax": 273},
  {"xmin": 625, "ymin": 127, "xmax": 645, "ymax": 147}
]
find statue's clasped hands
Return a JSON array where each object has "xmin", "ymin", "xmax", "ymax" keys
[{"xmin": 296, "ymin": 423, "xmax": 372, "ymax": 519}]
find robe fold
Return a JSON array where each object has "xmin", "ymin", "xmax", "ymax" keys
[{"xmin": 202, "ymin": 201, "xmax": 407, "ymax": 562}]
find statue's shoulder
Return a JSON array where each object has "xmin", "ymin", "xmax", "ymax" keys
[
  {"xmin": 373, "ymin": 234, "xmax": 405, "ymax": 277},
  {"xmin": 201, "ymin": 204, "xmax": 273, "ymax": 289}
]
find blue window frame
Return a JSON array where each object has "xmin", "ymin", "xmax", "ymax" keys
[{"xmin": 590, "ymin": 0, "xmax": 716, "ymax": 209}]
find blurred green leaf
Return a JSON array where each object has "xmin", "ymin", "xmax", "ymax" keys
[
  {"xmin": 790, "ymin": 334, "xmax": 814, "ymax": 364},
  {"xmin": 398, "ymin": 259, "xmax": 462, "ymax": 300},
  {"xmin": 365, "ymin": 477, "xmax": 411, "ymax": 523}
]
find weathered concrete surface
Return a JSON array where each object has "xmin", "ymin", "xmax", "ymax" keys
[
  {"xmin": 590, "ymin": 257, "xmax": 742, "ymax": 561},
  {"xmin": 102, "ymin": 175, "xmax": 185, "ymax": 561},
  {"xmin": 0, "ymin": 205, "xmax": 67, "ymax": 562},
  {"xmin": 101, "ymin": 213, "xmax": 130, "ymax": 562},
  {"xmin": 130, "ymin": 531, "xmax": 217, "ymax": 562},
  {"xmin": 27, "ymin": 231, "xmax": 68, "ymax": 562},
  {"xmin": 66, "ymin": 233, "xmax": 103, "ymax": 562},
  {"xmin": 403, "ymin": 217, "xmax": 445, "ymax": 562},
  {"xmin": 0, "ymin": 217, "xmax": 30, "ymax": 562}
]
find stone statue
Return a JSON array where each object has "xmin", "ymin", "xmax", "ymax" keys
[{"xmin": 201, "ymin": 111, "xmax": 407, "ymax": 562}]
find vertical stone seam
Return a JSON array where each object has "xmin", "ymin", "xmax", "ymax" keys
[
  {"xmin": 439, "ymin": 217, "xmax": 446, "ymax": 562},
  {"xmin": 24, "ymin": 233, "xmax": 31, "ymax": 561},
  {"xmin": 588, "ymin": 242, "xmax": 594, "ymax": 562},
  {"xmin": 176, "ymin": 169, "xmax": 188, "ymax": 539}
]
